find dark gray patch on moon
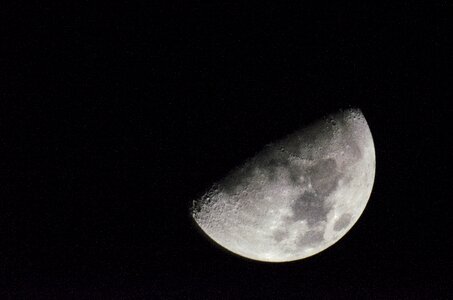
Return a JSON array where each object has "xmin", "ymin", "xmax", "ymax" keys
[
  {"xmin": 347, "ymin": 139, "xmax": 362, "ymax": 160},
  {"xmin": 290, "ymin": 191, "xmax": 330, "ymax": 226},
  {"xmin": 309, "ymin": 158, "xmax": 340, "ymax": 197},
  {"xmin": 289, "ymin": 158, "xmax": 340, "ymax": 226},
  {"xmin": 333, "ymin": 213, "xmax": 352, "ymax": 231},
  {"xmin": 262, "ymin": 155, "xmax": 291, "ymax": 182},
  {"xmin": 272, "ymin": 230, "xmax": 288, "ymax": 243},
  {"xmin": 297, "ymin": 230, "xmax": 324, "ymax": 247}
]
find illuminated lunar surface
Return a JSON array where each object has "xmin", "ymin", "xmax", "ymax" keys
[{"xmin": 192, "ymin": 109, "xmax": 375, "ymax": 262}]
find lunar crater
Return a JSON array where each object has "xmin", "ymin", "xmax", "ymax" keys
[
  {"xmin": 297, "ymin": 230, "xmax": 325, "ymax": 247},
  {"xmin": 333, "ymin": 213, "xmax": 352, "ymax": 231}
]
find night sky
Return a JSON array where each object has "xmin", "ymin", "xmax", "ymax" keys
[{"xmin": 1, "ymin": 1, "xmax": 451, "ymax": 298}]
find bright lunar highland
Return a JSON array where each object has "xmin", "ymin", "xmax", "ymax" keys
[{"xmin": 192, "ymin": 109, "xmax": 376, "ymax": 262}]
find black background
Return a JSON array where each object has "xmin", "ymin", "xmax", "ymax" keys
[{"xmin": 1, "ymin": 1, "xmax": 451, "ymax": 298}]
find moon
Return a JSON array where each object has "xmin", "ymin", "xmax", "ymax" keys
[{"xmin": 192, "ymin": 109, "xmax": 375, "ymax": 262}]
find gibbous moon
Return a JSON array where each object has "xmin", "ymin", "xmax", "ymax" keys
[{"xmin": 192, "ymin": 109, "xmax": 375, "ymax": 262}]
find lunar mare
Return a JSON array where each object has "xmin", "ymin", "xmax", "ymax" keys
[{"xmin": 192, "ymin": 109, "xmax": 375, "ymax": 262}]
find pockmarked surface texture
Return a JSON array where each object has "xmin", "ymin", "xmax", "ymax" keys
[{"xmin": 192, "ymin": 109, "xmax": 376, "ymax": 262}]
